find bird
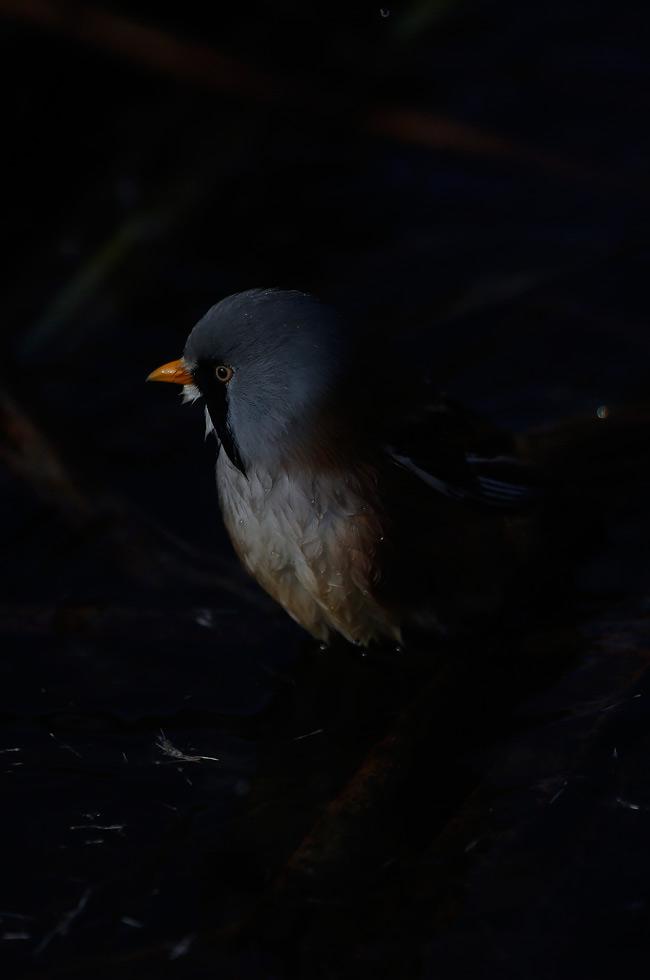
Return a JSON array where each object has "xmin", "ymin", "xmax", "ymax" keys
[{"xmin": 148, "ymin": 289, "xmax": 535, "ymax": 647}]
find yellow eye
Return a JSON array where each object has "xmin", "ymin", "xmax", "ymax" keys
[{"xmin": 215, "ymin": 365, "xmax": 233, "ymax": 383}]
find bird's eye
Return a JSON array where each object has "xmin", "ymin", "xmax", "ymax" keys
[{"xmin": 215, "ymin": 365, "xmax": 233, "ymax": 383}]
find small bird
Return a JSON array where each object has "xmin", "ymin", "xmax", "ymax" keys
[{"xmin": 148, "ymin": 289, "xmax": 533, "ymax": 647}]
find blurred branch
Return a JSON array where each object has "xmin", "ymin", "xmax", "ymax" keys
[
  {"xmin": 0, "ymin": 387, "xmax": 268, "ymax": 606},
  {"xmin": 0, "ymin": 388, "xmax": 91, "ymax": 523},
  {"xmin": 0, "ymin": 0, "xmax": 281, "ymax": 100},
  {"xmin": 0, "ymin": 0, "xmax": 619, "ymax": 188},
  {"xmin": 276, "ymin": 669, "xmax": 446, "ymax": 880},
  {"xmin": 22, "ymin": 216, "xmax": 150, "ymax": 357},
  {"xmin": 366, "ymin": 107, "xmax": 590, "ymax": 180},
  {"xmin": 394, "ymin": 0, "xmax": 461, "ymax": 40},
  {"xmin": 18, "ymin": 132, "xmax": 247, "ymax": 358}
]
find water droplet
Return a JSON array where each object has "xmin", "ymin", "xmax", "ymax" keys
[
  {"xmin": 597, "ymin": 404, "xmax": 609, "ymax": 420},
  {"xmin": 238, "ymin": 518, "xmax": 245, "ymax": 526},
  {"xmin": 394, "ymin": 645, "xmax": 402, "ymax": 654},
  {"xmin": 319, "ymin": 642, "xmax": 328, "ymax": 652},
  {"xmin": 195, "ymin": 609, "xmax": 214, "ymax": 629}
]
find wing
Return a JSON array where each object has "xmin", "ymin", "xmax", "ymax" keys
[
  {"xmin": 373, "ymin": 390, "xmax": 541, "ymax": 634},
  {"xmin": 384, "ymin": 391, "xmax": 540, "ymax": 511}
]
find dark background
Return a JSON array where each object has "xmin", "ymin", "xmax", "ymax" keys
[{"xmin": 2, "ymin": 1, "xmax": 650, "ymax": 977}]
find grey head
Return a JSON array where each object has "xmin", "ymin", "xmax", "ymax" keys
[{"xmin": 182, "ymin": 289, "xmax": 349, "ymax": 474}]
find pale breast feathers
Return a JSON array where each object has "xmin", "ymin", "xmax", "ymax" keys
[{"xmin": 216, "ymin": 454, "xmax": 401, "ymax": 645}]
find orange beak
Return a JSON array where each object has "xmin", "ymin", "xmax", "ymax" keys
[{"xmin": 146, "ymin": 358, "xmax": 193, "ymax": 385}]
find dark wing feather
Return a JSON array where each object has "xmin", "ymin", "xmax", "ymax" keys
[
  {"xmin": 384, "ymin": 391, "xmax": 539, "ymax": 511},
  {"xmin": 374, "ymin": 389, "xmax": 541, "ymax": 633}
]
